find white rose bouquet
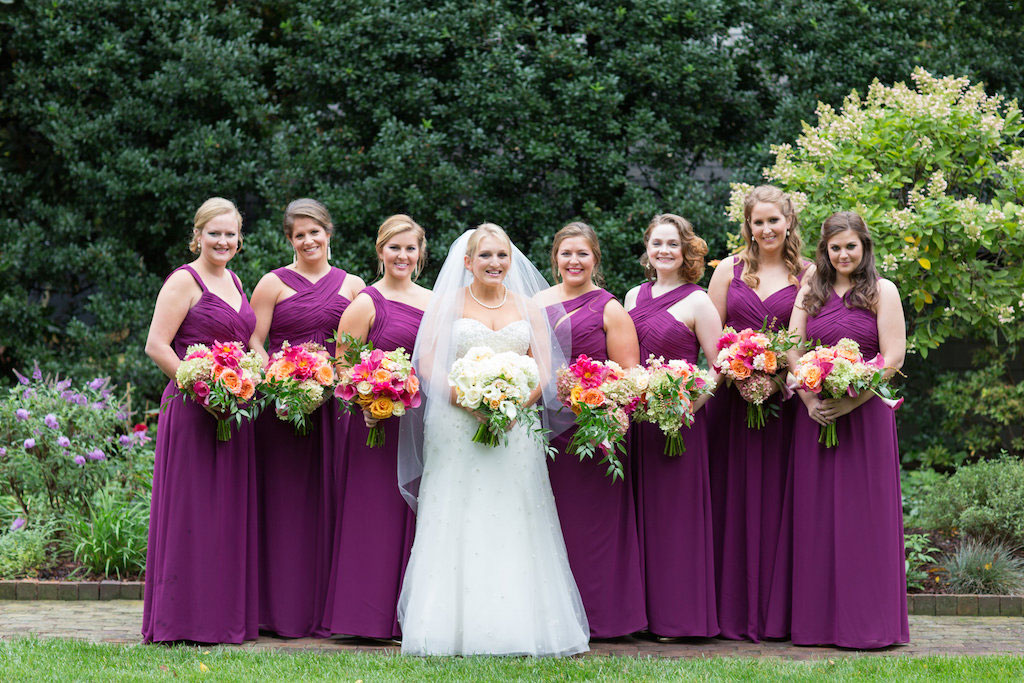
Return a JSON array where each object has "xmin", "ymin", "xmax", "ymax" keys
[{"xmin": 448, "ymin": 346, "xmax": 543, "ymax": 448}]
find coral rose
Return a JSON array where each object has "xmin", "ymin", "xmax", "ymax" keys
[
  {"xmin": 801, "ymin": 365, "xmax": 823, "ymax": 392},
  {"xmin": 729, "ymin": 358, "xmax": 752, "ymax": 380},
  {"xmin": 315, "ymin": 364, "xmax": 334, "ymax": 385},
  {"xmin": 372, "ymin": 368, "xmax": 393, "ymax": 384},
  {"xmin": 763, "ymin": 350, "xmax": 778, "ymax": 374},
  {"xmin": 239, "ymin": 378, "xmax": 256, "ymax": 401},
  {"xmin": 369, "ymin": 397, "xmax": 394, "ymax": 419},
  {"xmin": 219, "ymin": 369, "xmax": 242, "ymax": 395},
  {"xmin": 581, "ymin": 388, "xmax": 606, "ymax": 407},
  {"xmin": 271, "ymin": 359, "xmax": 297, "ymax": 380},
  {"xmin": 405, "ymin": 375, "xmax": 420, "ymax": 394},
  {"xmin": 836, "ymin": 346, "xmax": 861, "ymax": 363}
]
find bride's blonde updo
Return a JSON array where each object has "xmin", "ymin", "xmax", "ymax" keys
[{"xmin": 466, "ymin": 222, "xmax": 513, "ymax": 258}]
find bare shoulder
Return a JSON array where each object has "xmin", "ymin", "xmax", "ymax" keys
[
  {"xmin": 161, "ymin": 268, "xmax": 201, "ymax": 296},
  {"xmin": 532, "ymin": 285, "xmax": 561, "ymax": 308},
  {"xmin": 877, "ymin": 278, "xmax": 900, "ymax": 297},
  {"xmin": 342, "ymin": 273, "xmax": 367, "ymax": 299},
  {"xmin": 623, "ymin": 283, "xmax": 643, "ymax": 310}
]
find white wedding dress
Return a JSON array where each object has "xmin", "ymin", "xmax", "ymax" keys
[{"xmin": 397, "ymin": 318, "xmax": 590, "ymax": 656}]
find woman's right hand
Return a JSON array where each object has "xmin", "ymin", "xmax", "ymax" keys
[{"xmin": 801, "ymin": 393, "xmax": 830, "ymax": 426}]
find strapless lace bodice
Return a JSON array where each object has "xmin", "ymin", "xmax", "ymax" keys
[{"xmin": 453, "ymin": 318, "xmax": 531, "ymax": 358}]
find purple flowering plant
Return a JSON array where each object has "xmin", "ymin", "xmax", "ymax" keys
[{"xmin": 0, "ymin": 366, "xmax": 154, "ymax": 519}]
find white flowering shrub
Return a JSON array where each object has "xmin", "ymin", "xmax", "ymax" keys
[{"xmin": 728, "ymin": 68, "xmax": 1024, "ymax": 356}]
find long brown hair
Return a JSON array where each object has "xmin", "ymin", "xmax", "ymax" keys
[
  {"xmin": 739, "ymin": 185, "xmax": 804, "ymax": 288},
  {"xmin": 550, "ymin": 221, "xmax": 604, "ymax": 286},
  {"xmin": 803, "ymin": 211, "xmax": 880, "ymax": 317},
  {"xmin": 640, "ymin": 213, "xmax": 707, "ymax": 283}
]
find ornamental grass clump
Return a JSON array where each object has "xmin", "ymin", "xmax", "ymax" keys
[
  {"xmin": 61, "ymin": 486, "xmax": 148, "ymax": 579},
  {"xmin": 940, "ymin": 538, "xmax": 1024, "ymax": 595},
  {"xmin": 729, "ymin": 68, "xmax": 1024, "ymax": 356}
]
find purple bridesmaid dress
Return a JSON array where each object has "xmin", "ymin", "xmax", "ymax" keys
[
  {"xmin": 142, "ymin": 265, "xmax": 258, "ymax": 644},
  {"xmin": 321, "ymin": 286, "xmax": 422, "ymax": 639},
  {"xmin": 546, "ymin": 289, "xmax": 646, "ymax": 639},
  {"xmin": 628, "ymin": 282, "xmax": 718, "ymax": 638},
  {"xmin": 707, "ymin": 261, "xmax": 800, "ymax": 641},
  {"xmin": 784, "ymin": 290, "xmax": 908, "ymax": 648},
  {"xmin": 255, "ymin": 267, "xmax": 351, "ymax": 638}
]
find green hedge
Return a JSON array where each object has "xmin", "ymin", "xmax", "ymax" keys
[{"xmin": 2, "ymin": 1, "xmax": 1023, "ymax": 404}]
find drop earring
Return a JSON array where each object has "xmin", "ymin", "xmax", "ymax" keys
[
  {"xmin": 292, "ymin": 249, "xmax": 298, "ymax": 266},
  {"xmin": 327, "ymin": 244, "xmax": 332, "ymax": 261}
]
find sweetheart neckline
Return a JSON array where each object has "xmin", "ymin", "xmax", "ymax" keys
[{"xmin": 455, "ymin": 317, "xmax": 529, "ymax": 334}]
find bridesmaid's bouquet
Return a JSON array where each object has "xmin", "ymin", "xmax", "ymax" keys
[
  {"xmin": 449, "ymin": 346, "xmax": 542, "ymax": 449},
  {"xmin": 175, "ymin": 341, "xmax": 263, "ymax": 441},
  {"xmin": 634, "ymin": 355, "xmax": 715, "ymax": 456},
  {"xmin": 335, "ymin": 346, "xmax": 420, "ymax": 447},
  {"xmin": 714, "ymin": 323, "xmax": 798, "ymax": 429},
  {"xmin": 261, "ymin": 341, "xmax": 335, "ymax": 436},
  {"xmin": 791, "ymin": 337, "xmax": 903, "ymax": 447},
  {"xmin": 555, "ymin": 355, "xmax": 645, "ymax": 481}
]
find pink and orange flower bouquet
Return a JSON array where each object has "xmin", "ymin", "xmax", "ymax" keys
[
  {"xmin": 335, "ymin": 345, "xmax": 420, "ymax": 447},
  {"xmin": 174, "ymin": 341, "xmax": 264, "ymax": 440},
  {"xmin": 714, "ymin": 323, "xmax": 797, "ymax": 429},
  {"xmin": 260, "ymin": 341, "xmax": 335, "ymax": 436},
  {"xmin": 634, "ymin": 355, "xmax": 716, "ymax": 456},
  {"xmin": 555, "ymin": 354, "xmax": 645, "ymax": 481},
  {"xmin": 791, "ymin": 337, "xmax": 902, "ymax": 448}
]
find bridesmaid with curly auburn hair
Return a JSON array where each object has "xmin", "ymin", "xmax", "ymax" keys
[
  {"xmin": 624, "ymin": 213, "xmax": 722, "ymax": 640},
  {"xmin": 143, "ymin": 197, "xmax": 258, "ymax": 644},
  {"xmin": 784, "ymin": 211, "xmax": 908, "ymax": 648},
  {"xmin": 705, "ymin": 185, "xmax": 810, "ymax": 642}
]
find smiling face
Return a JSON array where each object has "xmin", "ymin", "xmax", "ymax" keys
[
  {"xmin": 465, "ymin": 234, "xmax": 511, "ymax": 287},
  {"xmin": 196, "ymin": 213, "xmax": 240, "ymax": 266},
  {"xmin": 645, "ymin": 223, "xmax": 684, "ymax": 279},
  {"xmin": 748, "ymin": 201, "xmax": 790, "ymax": 254},
  {"xmin": 555, "ymin": 236, "xmax": 596, "ymax": 287},
  {"xmin": 288, "ymin": 216, "xmax": 330, "ymax": 267},
  {"xmin": 826, "ymin": 228, "xmax": 864, "ymax": 277},
  {"xmin": 379, "ymin": 229, "xmax": 420, "ymax": 280}
]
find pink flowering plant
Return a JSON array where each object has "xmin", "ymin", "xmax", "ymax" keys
[
  {"xmin": 0, "ymin": 364, "xmax": 152, "ymax": 521},
  {"xmin": 634, "ymin": 355, "xmax": 716, "ymax": 456},
  {"xmin": 714, "ymin": 321, "xmax": 798, "ymax": 429},
  {"xmin": 174, "ymin": 341, "xmax": 264, "ymax": 441},
  {"xmin": 334, "ymin": 335, "xmax": 420, "ymax": 448},
  {"xmin": 260, "ymin": 341, "xmax": 336, "ymax": 436},
  {"xmin": 555, "ymin": 355, "xmax": 644, "ymax": 481},
  {"xmin": 791, "ymin": 337, "xmax": 903, "ymax": 447}
]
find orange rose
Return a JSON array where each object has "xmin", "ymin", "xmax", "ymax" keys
[
  {"xmin": 213, "ymin": 365, "xmax": 225, "ymax": 380},
  {"xmin": 239, "ymin": 378, "xmax": 256, "ymax": 401},
  {"xmin": 836, "ymin": 347, "xmax": 860, "ymax": 363},
  {"xmin": 369, "ymin": 397, "xmax": 394, "ymax": 419},
  {"xmin": 405, "ymin": 375, "xmax": 419, "ymax": 394},
  {"xmin": 801, "ymin": 365, "xmax": 823, "ymax": 392},
  {"xmin": 372, "ymin": 368, "xmax": 393, "ymax": 384},
  {"xmin": 315, "ymin": 364, "xmax": 334, "ymax": 385},
  {"xmin": 729, "ymin": 358, "xmax": 751, "ymax": 380},
  {"xmin": 219, "ymin": 368, "xmax": 241, "ymax": 395},
  {"xmin": 763, "ymin": 351, "xmax": 778, "ymax": 374},
  {"xmin": 581, "ymin": 388, "xmax": 606, "ymax": 407},
  {"xmin": 272, "ymin": 359, "xmax": 297, "ymax": 380}
]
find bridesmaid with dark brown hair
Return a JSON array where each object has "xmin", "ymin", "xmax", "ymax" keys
[
  {"xmin": 535, "ymin": 221, "xmax": 646, "ymax": 639},
  {"xmin": 248, "ymin": 198, "xmax": 364, "ymax": 638},
  {"xmin": 625, "ymin": 213, "xmax": 721, "ymax": 640}
]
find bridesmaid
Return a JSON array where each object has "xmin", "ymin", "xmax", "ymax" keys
[
  {"xmin": 705, "ymin": 185, "xmax": 808, "ymax": 641},
  {"xmin": 321, "ymin": 214, "xmax": 430, "ymax": 640},
  {"xmin": 248, "ymin": 199, "xmax": 364, "ymax": 638},
  {"xmin": 536, "ymin": 222, "xmax": 646, "ymax": 639},
  {"xmin": 625, "ymin": 213, "xmax": 721, "ymax": 639},
  {"xmin": 786, "ymin": 211, "xmax": 908, "ymax": 648},
  {"xmin": 142, "ymin": 198, "xmax": 258, "ymax": 643}
]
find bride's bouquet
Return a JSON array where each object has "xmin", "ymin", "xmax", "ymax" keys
[
  {"xmin": 175, "ymin": 341, "xmax": 263, "ymax": 440},
  {"xmin": 449, "ymin": 346, "xmax": 542, "ymax": 448},
  {"xmin": 556, "ymin": 355, "xmax": 645, "ymax": 481},
  {"xmin": 714, "ymin": 322, "xmax": 797, "ymax": 429},
  {"xmin": 335, "ymin": 345, "xmax": 420, "ymax": 447},
  {"xmin": 634, "ymin": 355, "xmax": 715, "ymax": 456},
  {"xmin": 791, "ymin": 337, "xmax": 902, "ymax": 447},
  {"xmin": 261, "ymin": 341, "xmax": 335, "ymax": 436}
]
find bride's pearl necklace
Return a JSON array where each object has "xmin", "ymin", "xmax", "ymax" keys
[{"xmin": 469, "ymin": 283, "xmax": 507, "ymax": 309}]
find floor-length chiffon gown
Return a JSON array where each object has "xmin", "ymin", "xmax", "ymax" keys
[
  {"xmin": 706, "ymin": 260, "xmax": 800, "ymax": 641},
  {"xmin": 321, "ymin": 286, "xmax": 421, "ymax": 639},
  {"xmin": 142, "ymin": 265, "xmax": 258, "ymax": 644},
  {"xmin": 783, "ymin": 289, "xmax": 909, "ymax": 649},
  {"xmin": 628, "ymin": 282, "xmax": 718, "ymax": 638},
  {"xmin": 545, "ymin": 289, "xmax": 646, "ymax": 639},
  {"xmin": 255, "ymin": 266, "xmax": 351, "ymax": 638}
]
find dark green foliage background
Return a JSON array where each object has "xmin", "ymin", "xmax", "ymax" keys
[{"xmin": 2, "ymin": 0, "xmax": 1023, "ymax": 405}]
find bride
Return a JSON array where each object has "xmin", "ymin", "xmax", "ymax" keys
[{"xmin": 396, "ymin": 224, "xmax": 590, "ymax": 656}]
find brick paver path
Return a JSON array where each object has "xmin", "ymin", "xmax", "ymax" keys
[{"xmin": 2, "ymin": 600, "xmax": 1022, "ymax": 659}]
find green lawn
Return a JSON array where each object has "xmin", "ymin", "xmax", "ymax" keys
[{"xmin": 2, "ymin": 638, "xmax": 1024, "ymax": 681}]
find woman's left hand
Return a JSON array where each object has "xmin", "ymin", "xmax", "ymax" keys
[{"xmin": 818, "ymin": 396, "xmax": 858, "ymax": 421}]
